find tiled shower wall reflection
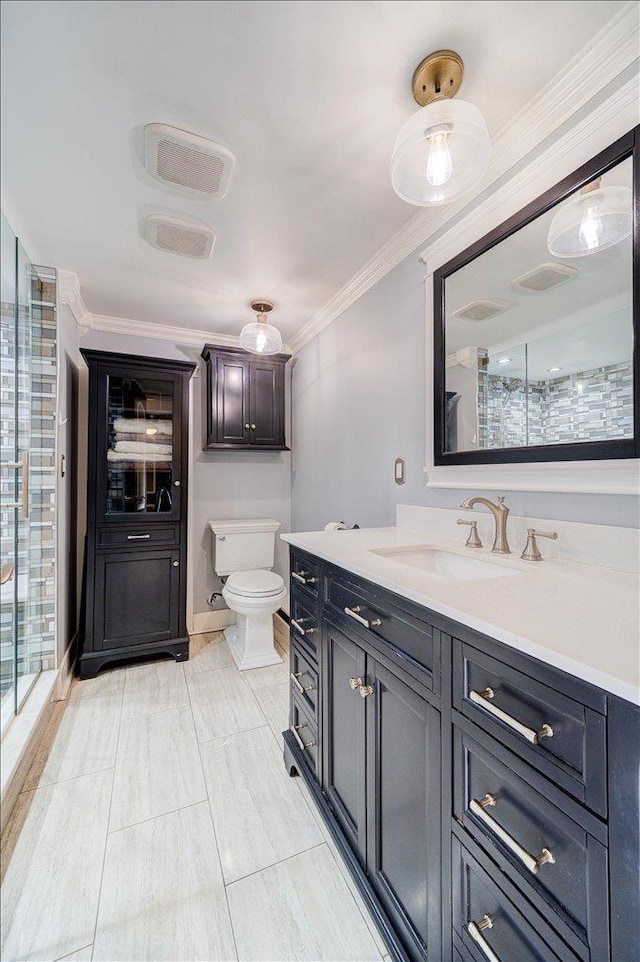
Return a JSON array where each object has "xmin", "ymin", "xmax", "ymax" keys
[
  {"xmin": 478, "ymin": 362, "xmax": 633, "ymax": 448},
  {"xmin": 0, "ymin": 268, "xmax": 57, "ymax": 685}
]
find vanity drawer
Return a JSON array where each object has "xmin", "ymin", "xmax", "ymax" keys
[
  {"xmin": 453, "ymin": 640, "xmax": 607, "ymax": 816},
  {"xmin": 290, "ymin": 641, "xmax": 319, "ymax": 720},
  {"xmin": 98, "ymin": 524, "xmax": 179, "ymax": 549},
  {"xmin": 325, "ymin": 568, "xmax": 435, "ymax": 687},
  {"xmin": 289, "ymin": 696, "xmax": 318, "ymax": 777},
  {"xmin": 290, "ymin": 587, "xmax": 320, "ymax": 662},
  {"xmin": 452, "ymin": 835, "xmax": 581, "ymax": 962},
  {"xmin": 454, "ymin": 725, "xmax": 608, "ymax": 958},
  {"xmin": 290, "ymin": 549, "xmax": 321, "ymax": 599}
]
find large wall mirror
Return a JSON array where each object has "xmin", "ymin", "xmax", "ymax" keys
[{"xmin": 433, "ymin": 128, "xmax": 638, "ymax": 465}]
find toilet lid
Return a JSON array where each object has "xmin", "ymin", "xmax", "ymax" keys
[{"xmin": 224, "ymin": 570, "xmax": 285, "ymax": 597}]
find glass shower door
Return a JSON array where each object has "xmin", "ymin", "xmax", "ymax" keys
[{"xmin": 1, "ymin": 214, "xmax": 34, "ymax": 727}]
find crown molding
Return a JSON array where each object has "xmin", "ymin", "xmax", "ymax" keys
[
  {"xmin": 57, "ymin": 269, "xmax": 91, "ymax": 333},
  {"xmin": 288, "ymin": 1, "xmax": 639, "ymax": 355}
]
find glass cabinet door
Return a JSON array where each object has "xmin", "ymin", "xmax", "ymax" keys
[{"xmin": 104, "ymin": 372, "xmax": 180, "ymax": 518}]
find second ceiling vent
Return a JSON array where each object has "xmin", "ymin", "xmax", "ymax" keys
[
  {"xmin": 144, "ymin": 123, "xmax": 235, "ymax": 198},
  {"xmin": 144, "ymin": 214, "xmax": 215, "ymax": 259}
]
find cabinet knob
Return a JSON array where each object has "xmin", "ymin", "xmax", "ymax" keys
[
  {"xmin": 172, "ymin": 560, "xmax": 179, "ymax": 567},
  {"xmin": 359, "ymin": 685, "xmax": 375, "ymax": 698},
  {"xmin": 244, "ymin": 423, "xmax": 251, "ymax": 430},
  {"xmin": 173, "ymin": 480, "xmax": 181, "ymax": 487},
  {"xmin": 251, "ymin": 423, "xmax": 256, "ymax": 430},
  {"xmin": 349, "ymin": 677, "xmax": 363, "ymax": 690}
]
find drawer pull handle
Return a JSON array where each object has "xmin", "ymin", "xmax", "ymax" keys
[
  {"xmin": 469, "ymin": 688, "xmax": 554, "ymax": 745},
  {"xmin": 292, "ymin": 571, "xmax": 317, "ymax": 585},
  {"xmin": 343, "ymin": 605, "xmax": 382, "ymax": 629},
  {"xmin": 290, "ymin": 724, "xmax": 315, "ymax": 752},
  {"xmin": 468, "ymin": 916, "xmax": 500, "ymax": 962},
  {"xmin": 127, "ymin": 533, "xmax": 151, "ymax": 540},
  {"xmin": 291, "ymin": 672, "xmax": 314, "ymax": 695},
  {"xmin": 291, "ymin": 617, "xmax": 316, "ymax": 636},
  {"xmin": 470, "ymin": 794, "xmax": 556, "ymax": 875}
]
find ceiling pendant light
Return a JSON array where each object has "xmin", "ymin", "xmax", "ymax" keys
[
  {"xmin": 547, "ymin": 177, "xmax": 633, "ymax": 257},
  {"xmin": 239, "ymin": 300, "xmax": 283, "ymax": 355},
  {"xmin": 390, "ymin": 50, "xmax": 491, "ymax": 207}
]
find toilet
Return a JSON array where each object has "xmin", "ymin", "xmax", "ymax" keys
[{"xmin": 208, "ymin": 518, "xmax": 287, "ymax": 671}]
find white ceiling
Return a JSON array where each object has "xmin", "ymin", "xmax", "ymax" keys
[{"xmin": 0, "ymin": 0, "xmax": 628, "ymax": 343}]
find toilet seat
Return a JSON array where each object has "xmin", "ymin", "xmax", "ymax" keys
[{"xmin": 224, "ymin": 569, "xmax": 285, "ymax": 598}]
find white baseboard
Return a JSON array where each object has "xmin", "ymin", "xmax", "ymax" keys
[
  {"xmin": 54, "ymin": 636, "xmax": 76, "ymax": 702},
  {"xmin": 191, "ymin": 608, "xmax": 236, "ymax": 635}
]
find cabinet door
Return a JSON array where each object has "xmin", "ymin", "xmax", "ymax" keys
[
  {"xmin": 322, "ymin": 620, "xmax": 367, "ymax": 864},
  {"xmin": 94, "ymin": 365, "xmax": 185, "ymax": 523},
  {"xmin": 215, "ymin": 354, "xmax": 250, "ymax": 444},
  {"xmin": 94, "ymin": 548, "xmax": 181, "ymax": 650},
  {"xmin": 366, "ymin": 659, "xmax": 441, "ymax": 962},
  {"xmin": 249, "ymin": 360, "xmax": 285, "ymax": 446}
]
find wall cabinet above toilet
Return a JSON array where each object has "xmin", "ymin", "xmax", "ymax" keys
[{"xmin": 201, "ymin": 344, "xmax": 291, "ymax": 451}]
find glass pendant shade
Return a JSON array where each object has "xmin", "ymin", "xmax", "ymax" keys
[
  {"xmin": 239, "ymin": 320, "xmax": 282, "ymax": 354},
  {"xmin": 390, "ymin": 98, "xmax": 491, "ymax": 206},
  {"xmin": 547, "ymin": 185, "xmax": 632, "ymax": 257}
]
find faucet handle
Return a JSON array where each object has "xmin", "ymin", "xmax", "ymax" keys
[
  {"xmin": 457, "ymin": 518, "xmax": 483, "ymax": 548},
  {"xmin": 521, "ymin": 528, "xmax": 558, "ymax": 562}
]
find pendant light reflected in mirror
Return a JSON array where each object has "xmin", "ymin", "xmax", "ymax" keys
[
  {"xmin": 390, "ymin": 50, "xmax": 491, "ymax": 206},
  {"xmin": 239, "ymin": 299, "xmax": 283, "ymax": 355},
  {"xmin": 547, "ymin": 177, "xmax": 633, "ymax": 257}
]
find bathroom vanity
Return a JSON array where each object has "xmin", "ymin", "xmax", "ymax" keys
[{"xmin": 281, "ymin": 525, "xmax": 639, "ymax": 962}]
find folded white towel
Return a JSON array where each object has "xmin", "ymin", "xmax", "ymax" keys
[
  {"xmin": 107, "ymin": 450, "xmax": 171, "ymax": 464},
  {"xmin": 113, "ymin": 440, "xmax": 172, "ymax": 456},
  {"xmin": 112, "ymin": 417, "xmax": 172, "ymax": 437}
]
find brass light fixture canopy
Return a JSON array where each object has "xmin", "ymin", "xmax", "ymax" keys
[
  {"xmin": 412, "ymin": 49, "xmax": 464, "ymax": 107},
  {"xmin": 250, "ymin": 299, "xmax": 274, "ymax": 315}
]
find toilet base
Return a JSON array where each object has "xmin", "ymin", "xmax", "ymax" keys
[{"xmin": 224, "ymin": 619, "xmax": 283, "ymax": 671}]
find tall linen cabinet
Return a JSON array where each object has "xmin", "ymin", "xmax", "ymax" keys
[{"xmin": 78, "ymin": 350, "xmax": 195, "ymax": 679}]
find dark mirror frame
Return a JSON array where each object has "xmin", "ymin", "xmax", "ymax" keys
[{"xmin": 433, "ymin": 126, "xmax": 639, "ymax": 466}]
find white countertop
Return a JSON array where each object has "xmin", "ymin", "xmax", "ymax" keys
[{"xmin": 281, "ymin": 526, "xmax": 640, "ymax": 706}]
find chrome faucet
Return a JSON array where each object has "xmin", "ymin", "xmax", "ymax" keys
[{"xmin": 460, "ymin": 495, "xmax": 511, "ymax": 554}]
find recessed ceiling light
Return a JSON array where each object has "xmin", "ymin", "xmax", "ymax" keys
[
  {"xmin": 497, "ymin": 357, "xmax": 512, "ymax": 365},
  {"xmin": 547, "ymin": 366, "xmax": 563, "ymax": 372}
]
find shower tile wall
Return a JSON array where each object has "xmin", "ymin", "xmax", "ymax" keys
[
  {"xmin": 0, "ymin": 269, "xmax": 57, "ymax": 688},
  {"xmin": 478, "ymin": 362, "xmax": 633, "ymax": 448}
]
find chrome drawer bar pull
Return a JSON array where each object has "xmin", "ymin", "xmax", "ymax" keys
[
  {"xmin": 292, "ymin": 571, "xmax": 317, "ymax": 585},
  {"xmin": 290, "ymin": 725, "xmax": 315, "ymax": 752},
  {"xmin": 290, "ymin": 672, "xmax": 314, "ymax": 695},
  {"xmin": 470, "ymin": 794, "xmax": 556, "ymax": 875},
  {"xmin": 468, "ymin": 916, "xmax": 500, "ymax": 962},
  {"xmin": 127, "ymin": 533, "xmax": 151, "ymax": 540},
  {"xmin": 343, "ymin": 605, "xmax": 382, "ymax": 629},
  {"xmin": 469, "ymin": 688, "xmax": 554, "ymax": 744},
  {"xmin": 291, "ymin": 617, "xmax": 315, "ymax": 636}
]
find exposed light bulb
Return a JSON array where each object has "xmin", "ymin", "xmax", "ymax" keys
[
  {"xmin": 255, "ymin": 330, "xmax": 267, "ymax": 353},
  {"xmin": 578, "ymin": 205, "xmax": 603, "ymax": 252},
  {"xmin": 425, "ymin": 130, "xmax": 453, "ymax": 187}
]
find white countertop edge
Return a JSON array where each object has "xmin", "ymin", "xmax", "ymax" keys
[{"xmin": 281, "ymin": 530, "xmax": 640, "ymax": 707}]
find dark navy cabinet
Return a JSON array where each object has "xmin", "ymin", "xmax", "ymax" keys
[
  {"xmin": 201, "ymin": 344, "xmax": 290, "ymax": 450},
  {"xmin": 283, "ymin": 547, "xmax": 640, "ymax": 962},
  {"xmin": 78, "ymin": 350, "xmax": 195, "ymax": 679}
]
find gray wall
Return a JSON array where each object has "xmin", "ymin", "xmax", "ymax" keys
[
  {"xmin": 79, "ymin": 329, "xmax": 291, "ymax": 620},
  {"xmin": 291, "ymin": 256, "xmax": 640, "ymax": 533}
]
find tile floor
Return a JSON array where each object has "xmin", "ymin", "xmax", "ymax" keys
[{"xmin": 1, "ymin": 632, "xmax": 391, "ymax": 962}]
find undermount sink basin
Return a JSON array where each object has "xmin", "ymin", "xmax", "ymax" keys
[{"xmin": 369, "ymin": 545, "xmax": 522, "ymax": 580}]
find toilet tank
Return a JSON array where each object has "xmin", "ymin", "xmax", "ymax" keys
[{"xmin": 209, "ymin": 518, "xmax": 281, "ymax": 576}]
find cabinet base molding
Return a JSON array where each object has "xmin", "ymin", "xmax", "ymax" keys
[
  {"xmin": 283, "ymin": 729, "xmax": 411, "ymax": 962},
  {"xmin": 77, "ymin": 638, "xmax": 189, "ymax": 679}
]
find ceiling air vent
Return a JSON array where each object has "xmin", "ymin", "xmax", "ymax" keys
[
  {"xmin": 144, "ymin": 215, "xmax": 215, "ymax": 259},
  {"xmin": 144, "ymin": 124, "xmax": 235, "ymax": 198},
  {"xmin": 512, "ymin": 262, "xmax": 578, "ymax": 294},
  {"xmin": 452, "ymin": 299, "xmax": 510, "ymax": 321}
]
